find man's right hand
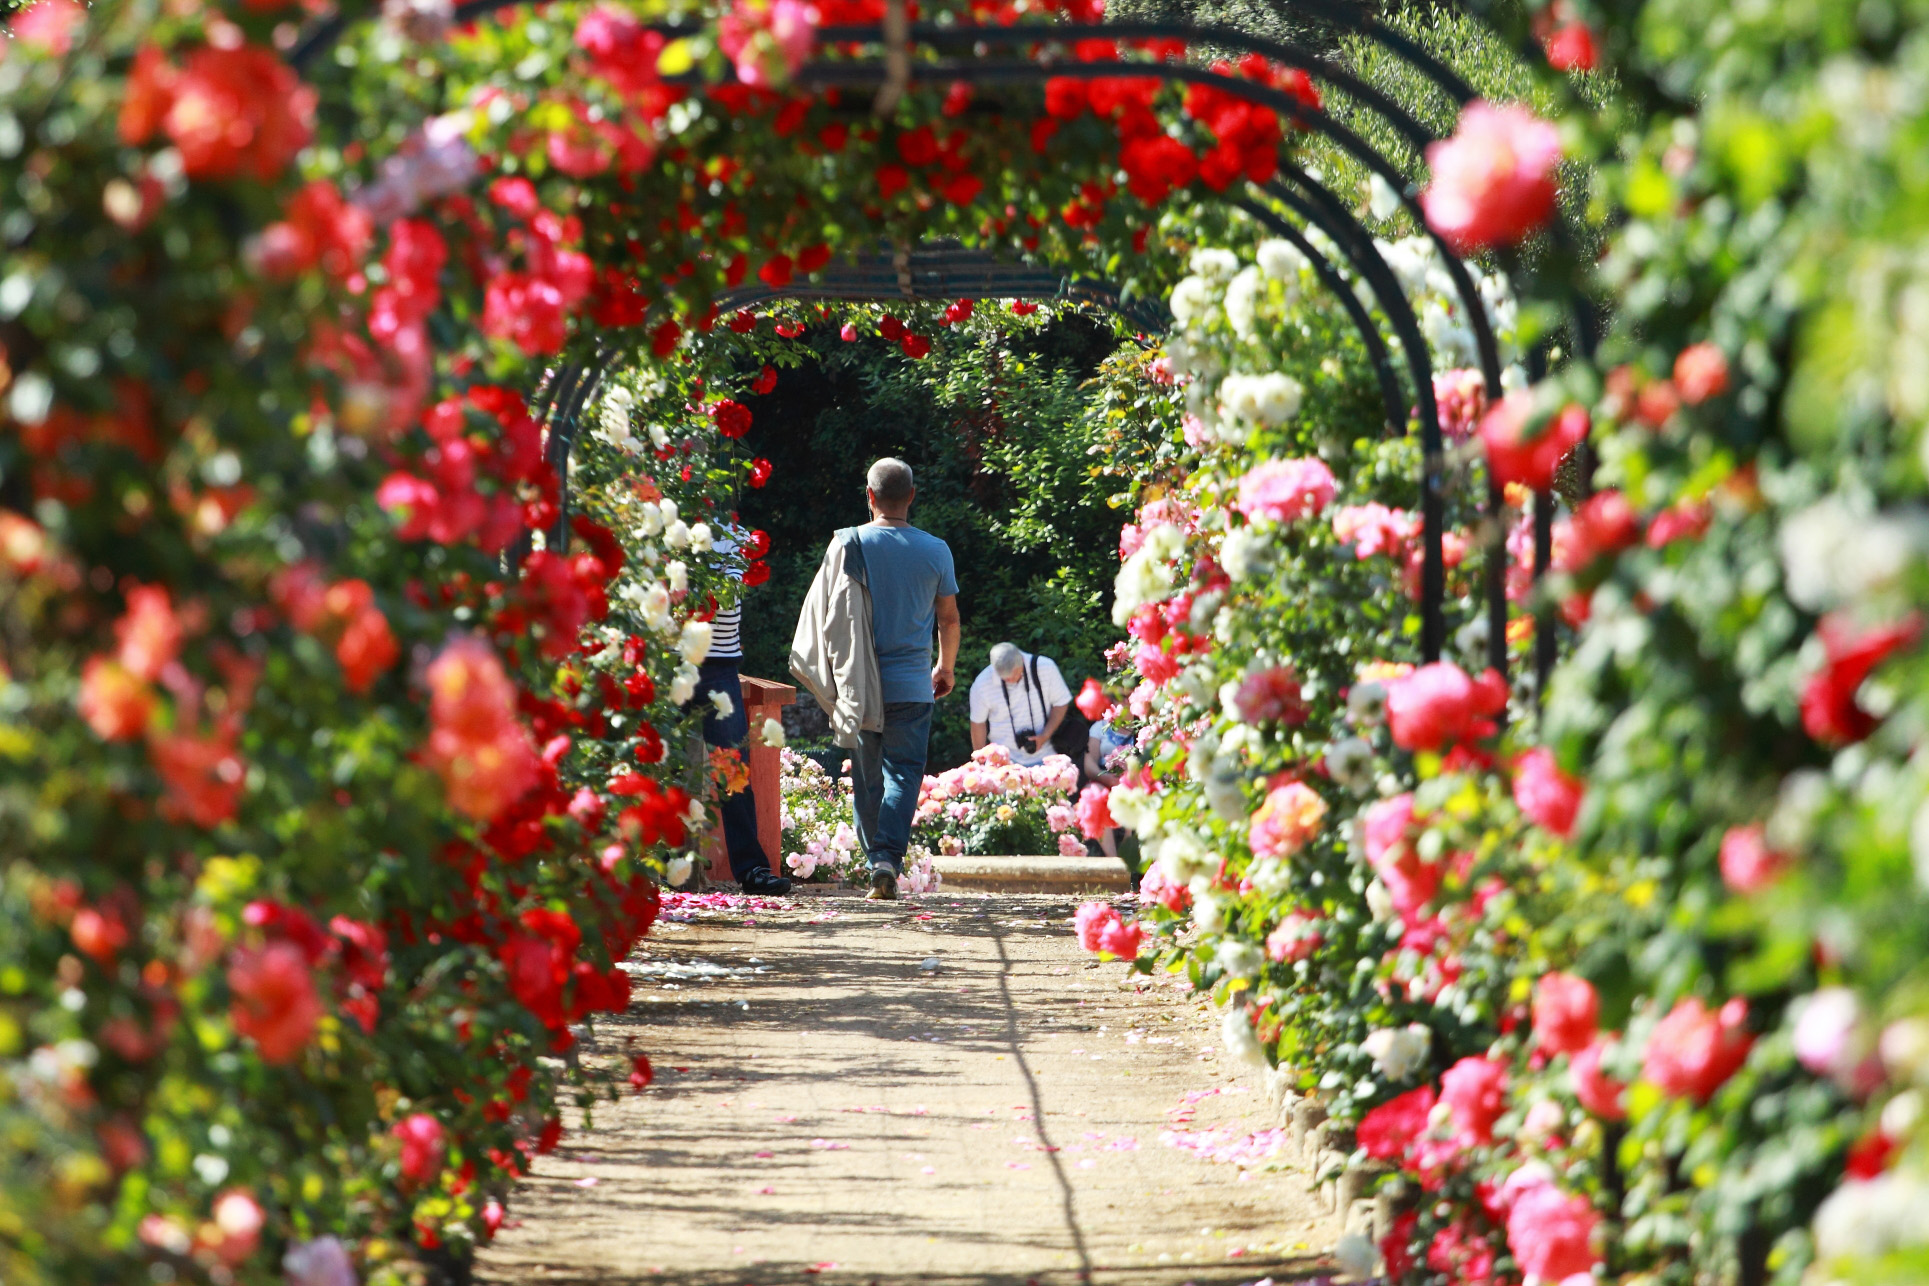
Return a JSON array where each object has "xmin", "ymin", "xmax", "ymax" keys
[{"xmin": 932, "ymin": 665, "xmax": 956, "ymax": 699}]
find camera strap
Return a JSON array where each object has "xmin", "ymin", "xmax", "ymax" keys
[{"xmin": 999, "ymin": 653, "xmax": 1046, "ymax": 737}]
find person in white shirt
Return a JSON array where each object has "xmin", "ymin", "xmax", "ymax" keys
[{"xmin": 968, "ymin": 642, "xmax": 1071, "ymax": 766}]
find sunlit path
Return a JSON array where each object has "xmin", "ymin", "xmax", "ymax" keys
[{"xmin": 476, "ymin": 892, "xmax": 1337, "ymax": 1286}]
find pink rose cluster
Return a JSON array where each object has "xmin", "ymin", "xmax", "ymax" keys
[
  {"xmin": 1332, "ymin": 502, "xmax": 1417, "ymax": 560},
  {"xmin": 1073, "ymin": 901, "xmax": 1144, "ymax": 960},
  {"xmin": 1236, "ymin": 457, "xmax": 1336, "ymax": 524},
  {"xmin": 1385, "ymin": 661, "xmax": 1508, "ymax": 752}
]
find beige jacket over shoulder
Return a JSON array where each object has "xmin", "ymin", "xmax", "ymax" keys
[{"xmin": 788, "ymin": 527, "xmax": 883, "ymax": 748}]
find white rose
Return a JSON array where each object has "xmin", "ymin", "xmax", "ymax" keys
[
  {"xmin": 689, "ymin": 522, "xmax": 714, "ymax": 552},
  {"xmin": 1811, "ymin": 1170, "xmax": 1929, "ymax": 1260},
  {"xmin": 1215, "ymin": 940, "xmax": 1265, "ymax": 978},
  {"xmin": 709, "ymin": 688, "xmax": 735, "ymax": 718},
  {"xmin": 1224, "ymin": 265, "xmax": 1263, "ymax": 341},
  {"xmin": 677, "ymin": 619, "xmax": 713, "ymax": 666},
  {"xmin": 1191, "ymin": 881, "xmax": 1225, "ymax": 933},
  {"xmin": 639, "ymin": 583, "xmax": 674, "ymax": 633},
  {"xmin": 1107, "ymin": 784, "xmax": 1154, "ymax": 833},
  {"xmin": 1219, "ymin": 1006, "xmax": 1269, "ymax": 1070},
  {"xmin": 1204, "ymin": 769, "xmax": 1246, "ymax": 822},
  {"xmin": 666, "ymin": 560, "xmax": 689, "ymax": 594},
  {"xmin": 760, "ymin": 717, "xmax": 787, "ymax": 748},
  {"xmin": 660, "ymin": 498, "xmax": 680, "ymax": 524},
  {"xmin": 663, "ymin": 519, "xmax": 691, "ymax": 550},
  {"xmin": 1218, "ymin": 372, "xmax": 1304, "ymax": 427},
  {"xmin": 1255, "ymin": 237, "xmax": 1307, "ymax": 284},
  {"xmin": 1247, "ymin": 856, "xmax": 1291, "ymax": 897},
  {"xmin": 1168, "ymin": 275, "xmax": 1215, "ymax": 325},
  {"xmin": 1367, "ymin": 173, "xmax": 1402, "ymax": 221},
  {"xmin": 669, "ymin": 662, "xmax": 699, "ymax": 705},
  {"xmin": 1347, "ymin": 680, "xmax": 1388, "ymax": 725},
  {"xmin": 1325, "ymin": 737, "xmax": 1376, "ymax": 793},
  {"xmin": 1361, "ymin": 1022, "xmax": 1432, "ymax": 1081},
  {"xmin": 665, "ymin": 855, "xmax": 694, "ymax": 887},
  {"xmin": 1219, "ymin": 523, "xmax": 1273, "ymax": 582},
  {"xmin": 1365, "ymin": 879, "xmax": 1395, "ymax": 922},
  {"xmin": 634, "ymin": 503, "xmax": 665, "ymax": 538},
  {"xmin": 1189, "ymin": 247, "xmax": 1240, "ymax": 282},
  {"xmin": 1779, "ymin": 497, "xmax": 1928, "ymax": 612}
]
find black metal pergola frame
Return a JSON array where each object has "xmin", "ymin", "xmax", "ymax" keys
[{"xmin": 300, "ymin": 2, "xmax": 1593, "ymax": 702}]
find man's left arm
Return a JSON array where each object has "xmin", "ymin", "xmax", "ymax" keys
[
  {"xmin": 1038, "ymin": 658, "xmax": 1072, "ymax": 741},
  {"xmin": 932, "ymin": 594, "xmax": 961, "ymax": 698}
]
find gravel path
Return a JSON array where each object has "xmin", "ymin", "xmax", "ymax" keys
[{"xmin": 476, "ymin": 890, "xmax": 1338, "ymax": 1286}]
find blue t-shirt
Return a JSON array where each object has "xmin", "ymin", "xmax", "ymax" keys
[{"xmin": 854, "ymin": 524, "xmax": 957, "ymax": 703}]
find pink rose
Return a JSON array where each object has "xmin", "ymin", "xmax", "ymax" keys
[
  {"xmin": 1057, "ymin": 831, "xmax": 1088, "ymax": 857},
  {"xmin": 1265, "ymin": 913, "xmax": 1321, "ymax": 963},
  {"xmin": 1236, "ymin": 457, "xmax": 1336, "ymax": 524},
  {"xmin": 1440, "ymin": 1055, "xmax": 1508, "ymax": 1146},
  {"xmin": 1385, "ymin": 662, "xmax": 1507, "ymax": 751},
  {"xmin": 1513, "ymin": 748, "xmax": 1584, "ymax": 839},
  {"xmin": 1717, "ymin": 824, "xmax": 1789, "ymax": 894},
  {"xmin": 1075, "ymin": 783, "xmax": 1115, "ymax": 840},
  {"xmin": 1532, "ymin": 972, "xmax": 1599, "ymax": 1056},
  {"xmin": 1137, "ymin": 862, "xmax": 1191, "ymax": 913},
  {"xmin": 1248, "ymin": 781, "xmax": 1328, "ymax": 860},
  {"xmin": 1505, "ymin": 1183, "xmax": 1601, "ymax": 1283},
  {"xmin": 1642, "ymin": 997, "xmax": 1754, "ymax": 1102},
  {"xmin": 1232, "ymin": 665, "xmax": 1307, "ymax": 726},
  {"xmin": 1332, "ymin": 503, "xmax": 1417, "ymax": 559},
  {"xmin": 1421, "ymin": 101, "xmax": 1562, "ymax": 252},
  {"xmin": 1096, "ymin": 917, "xmax": 1143, "ymax": 961},
  {"xmin": 1074, "ymin": 901, "xmax": 1120, "ymax": 953},
  {"xmin": 1569, "ymin": 1035, "xmax": 1627, "ymax": 1121},
  {"xmin": 394, "ymin": 1112, "xmax": 447, "ymax": 1185},
  {"xmin": 1792, "ymin": 987, "xmax": 1882, "ymax": 1095}
]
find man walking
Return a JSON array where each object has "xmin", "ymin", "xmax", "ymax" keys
[
  {"xmin": 842, "ymin": 459, "xmax": 958, "ymax": 900},
  {"xmin": 968, "ymin": 642, "xmax": 1072, "ymax": 767}
]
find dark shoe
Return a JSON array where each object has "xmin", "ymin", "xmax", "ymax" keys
[
  {"xmin": 742, "ymin": 868, "xmax": 792, "ymax": 895},
  {"xmin": 865, "ymin": 869, "xmax": 898, "ymax": 901}
]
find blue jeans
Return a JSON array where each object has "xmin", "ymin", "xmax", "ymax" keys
[
  {"xmin": 692, "ymin": 660, "xmax": 771, "ymax": 884},
  {"xmin": 852, "ymin": 701, "xmax": 933, "ymax": 874}
]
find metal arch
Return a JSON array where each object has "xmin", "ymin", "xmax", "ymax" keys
[
  {"xmin": 1223, "ymin": 195, "xmax": 1409, "ymax": 438},
  {"xmin": 286, "ymin": 9, "xmax": 1562, "ymax": 675},
  {"xmin": 706, "ymin": 243, "xmax": 1170, "ymax": 334}
]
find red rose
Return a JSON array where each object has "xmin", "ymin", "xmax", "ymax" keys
[
  {"xmin": 1480, "ymin": 394, "xmax": 1589, "ymax": 491},
  {"xmin": 712, "ymin": 399, "xmax": 753, "ymax": 439},
  {"xmin": 228, "ymin": 942, "xmax": 323, "ymax": 1064},
  {"xmin": 1532, "ymin": 972, "xmax": 1599, "ymax": 1055},
  {"xmin": 743, "ymin": 560, "xmax": 771, "ymax": 587},
  {"xmin": 1358, "ymin": 1085, "xmax": 1436, "ymax": 1160},
  {"xmin": 900, "ymin": 333, "xmax": 931, "ymax": 358},
  {"xmin": 757, "ymin": 255, "xmax": 793, "ymax": 288},
  {"xmin": 747, "ymin": 457, "xmax": 773, "ymax": 488}
]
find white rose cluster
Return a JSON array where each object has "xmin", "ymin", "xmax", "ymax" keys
[
  {"xmin": 1218, "ymin": 372, "xmax": 1304, "ymax": 428},
  {"xmin": 1112, "ymin": 522, "xmax": 1186, "ymax": 624}
]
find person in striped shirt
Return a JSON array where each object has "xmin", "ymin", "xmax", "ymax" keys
[{"xmin": 690, "ymin": 525, "xmax": 791, "ymax": 895}]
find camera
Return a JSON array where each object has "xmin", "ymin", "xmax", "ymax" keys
[{"xmin": 1017, "ymin": 731, "xmax": 1041, "ymax": 755}]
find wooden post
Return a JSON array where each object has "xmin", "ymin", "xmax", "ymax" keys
[{"xmin": 702, "ymin": 676, "xmax": 796, "ymax": 884}]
